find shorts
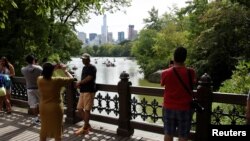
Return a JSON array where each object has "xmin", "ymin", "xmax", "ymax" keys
[
  {"xmin": 163, "ymin": 108, "xmax": 192, "ymax": 138},
  {"xmin": 0, "ymin": 87, "xmax": 6, "ymax": 96},
  {"xmin": 27, "ymin": 89, "xmax": 40, "ymax": 108},
  {"xmin": 77, "ymin": 92, "xmax": 95, "ymax": 111}
]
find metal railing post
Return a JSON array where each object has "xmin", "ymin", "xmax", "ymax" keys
[
  {"xmin": 65, "ymin": 81, "xmax": 78, "ymax": 124},
  {"xmin": 195, "ymin": 73, "xmax": 213, "ymax": 141},
  {"xmin": 116, "ymin": 71, "xmax": 134, "ymax": 136}
]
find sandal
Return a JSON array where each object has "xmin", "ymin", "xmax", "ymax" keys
[{"xmin": 74, "ymin": 127, "xmax": 89, "ymax": 135}]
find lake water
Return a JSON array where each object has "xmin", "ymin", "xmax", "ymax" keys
[
  {"xmin": 68, "ymin": 57, "xmax": 144, "ymax": 86},
  {"xmin": 68, "ymin": 57, "xmax": 163, "ymax": 124}
]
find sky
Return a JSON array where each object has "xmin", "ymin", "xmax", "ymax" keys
[{"xmin": 76, "ymin": 0, "xmax": 189, "ymax": 40}]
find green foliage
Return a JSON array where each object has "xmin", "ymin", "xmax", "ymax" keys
[
  {"xmin": 182, "ymin": 0, "xmax": 250, "ymax": 89},
  {"xmin": 132, "ymin": 10, "xmax": 189, "ymax": 78},
  {"xmin": 219, "ymin": 61, "xmax": 250, "ymax": 94},
  {"xmin": 131, "ymin": 29, "xmax": 158, "ymax": 77},
  {"xmin": 143, "ymin": 7, "xmax": 162, "ymax": 31},
  {"xmin": 81, "ymin": 41, "xmax": 133, "ymax": 57},
  {"xmin": 138, "ymin": 79, "xmax": 161, "ymax": 88},
  {"xmin": 0, "ymin": 0, "xmax": 131, "ymax": 75}
]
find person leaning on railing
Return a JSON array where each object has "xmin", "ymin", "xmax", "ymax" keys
[
  {"xmin": 246, "ymin": 90, "xmax": 250, "ymax": 125},
  {"xmin": 0, "ymin": 56, "xmax": 14, "ymax": 114}
]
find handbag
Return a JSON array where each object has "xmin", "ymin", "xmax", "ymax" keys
[{"xmin": 173, "ymin": 68, "xmax": 204, "ymax": 113}]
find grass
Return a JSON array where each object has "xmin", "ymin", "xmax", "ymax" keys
[{"xmin": 138, "ymin": 79, "xmax": 161, "ymax": 88}]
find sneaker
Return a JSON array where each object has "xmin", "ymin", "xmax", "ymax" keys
[{"xmin": 32, "ymin": 117, "xmax": 40, "ymax": 125}]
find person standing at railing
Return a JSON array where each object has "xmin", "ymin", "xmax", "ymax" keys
[
  {"xmin": 21, "ymin": 54, "xmax": 43, "ymax": 124},
  {"xmin": 37, "ymin": 62, "xmax": 74, "ymax": 141},
  {"xmin": 246, "ymin": 90, "xmax": 250, "ymax": 125},
  {"xmin": 0, "ymin": 56, "xmax": 15, "ymax": 114},
  {"xmin": 0, "ymin": 73, "xmax": 11, "ymax": 114},
  {"xmin": 161, "ymin": 47, "xmax": 197, "ymax": 141},
  {"xmin": 75, "ymin": 53, "xmax": 97, "ymax": 135}
]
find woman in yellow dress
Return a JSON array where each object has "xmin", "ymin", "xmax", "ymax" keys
[{"xmin": 37, "ymin": 62, "xmax": 74, "ymax": 141}]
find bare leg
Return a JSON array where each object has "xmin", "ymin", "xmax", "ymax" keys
[
  {"xmin": 83, "ymin": 110, "xmax": 91, "ymax": 129},
  {"xmin": 78, "ymin": 109, "xmax": 85, "ymax": 122},
  {"xmin": 0, "ymin": 96, "xmax": 5, "ymax": 111},
  {"xmin": 4, "ymin": 94, "xmax": 11, "ymax": 113},
  {"xmin": 74, "ymin": 109, "xmax": 86, "ymax": 135},
  {"xmin": 5, "ymin": 89, "xmax": 11, "ymax": 100}
]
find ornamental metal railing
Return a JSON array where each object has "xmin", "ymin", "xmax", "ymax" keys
[{"xmin": 10, "ymin": 72, "xmax": 247, "ymax": 141}]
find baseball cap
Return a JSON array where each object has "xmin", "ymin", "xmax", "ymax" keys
[{"xmin": 81, "ymin": 53, "xmax": 90, "ymax": 59}]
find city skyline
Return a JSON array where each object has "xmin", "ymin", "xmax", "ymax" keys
[
  {"xmin": 77, "ymin": 22, "xmax": 136, "ymax": 46},
  {"xmin": 76, "ymin": 0, "xmax": 188, "ymax": 40}
]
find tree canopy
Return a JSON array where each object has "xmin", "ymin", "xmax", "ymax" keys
[
  {"xmin": 0, "ymin": 0, "xmax": 131, "ymax": 75},
  {"xmin": 132, "ymin": 0, "xmax": 249, "ymax": 90}
]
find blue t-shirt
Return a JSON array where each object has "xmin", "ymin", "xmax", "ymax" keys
[{"xmin": 0, "ymin": 74, "xmax": 11, "ymax": 89}]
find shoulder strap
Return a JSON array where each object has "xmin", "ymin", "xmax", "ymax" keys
[{"xmin": 173, "ymin": 67, "xmax": 193, "ymax": 97}]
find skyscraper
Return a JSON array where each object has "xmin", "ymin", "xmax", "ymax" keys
[
  {"xmin": 101, "ymin": 14, "xmax": 108, "ymax": 44},
  {"xmin": 118, "ymin": 32, "xmax": 125, "ymax": 43},
  {"xmin": 107, "ymin": 32, "xmax": 113, "ymax": 43},
  {"xmin": 128, "ymin": 25, "xmax": 137, "ymax": 40},
  {"xmin": 89, "ymin": 33, "xmax": 97, "ymax": 41},
  {"xmin": 77, "ymin": 32, "xmax": 86, "ymax": 46}
]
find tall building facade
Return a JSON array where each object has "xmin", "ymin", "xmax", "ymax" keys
[
  {"xmin": 107, "ymin": 32, "xmax": 113, "ymax": 43},
  {"xmin": 118, "ymin": 32, "xmax": 125, "ymax": 43},
  {"xmin": 77, "ymin": 32, "xmax": 86, "ymax": 46},
  {"xmin": 101, "ymin": 14, "xmax": 108, "ymax": 44},
  {"xmin": 128, "ymin": 25, "xmax": 137, "ymax": 40},
  {"xmin": 89, "ymin": 33, "xmax": 97, "ymax": 41}
]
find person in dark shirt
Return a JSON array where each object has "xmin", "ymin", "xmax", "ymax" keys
[{"xmin": 75, "ymin": 53, "xmax": 97, "ymax": 135}]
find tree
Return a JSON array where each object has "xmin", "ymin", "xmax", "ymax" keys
[
  {"xmin": 0, "ymin": 0, "xmax": 131, "ymax": 75},
  {"xmin": 143, "ymin": 7, "xmax": 162, "ymax": 31},
  {"xmin": 132, "ymin": 9, "xmax": 189, "ymax": 79},
  {"xmin": 187, "ymin": 1, "xmax": 250, "ymax": 89},
  {"xmin": 219, "ymin": 60, "xmax": 250, "ymax": 94}
]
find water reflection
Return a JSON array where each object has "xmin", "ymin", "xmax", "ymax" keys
[
  {"xmin": 68, "ymin": 57, "xmax": 144, "ymax": 86},
  {"xmin": 68, "ymin": 57, "xmax": 163, "ymax": 125}
]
